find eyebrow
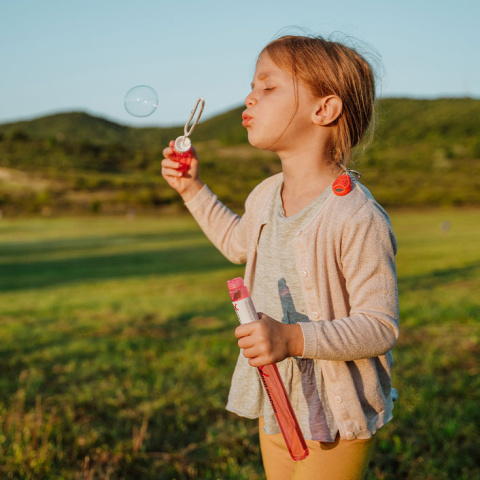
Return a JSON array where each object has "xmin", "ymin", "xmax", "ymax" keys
[{"xmin": 250, "ymin": 71, "xmax": 277, "ymax": 89}]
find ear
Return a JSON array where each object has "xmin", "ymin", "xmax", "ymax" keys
[{"xmin": 312, "ymin": 95, "xmax": 343, "ymax": 126}]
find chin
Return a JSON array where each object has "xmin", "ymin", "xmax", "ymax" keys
[
  {"xmin": 247, "ymin": 132, "xmax": 261, "ymax": 149},
  {"xmin": 247, "ymin": 132, "xmax": 276, "ymax": 152}
]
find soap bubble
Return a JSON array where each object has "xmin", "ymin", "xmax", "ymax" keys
[{"xmin": 124, "ymin": 85, "xmax": 158, "ymax": 117}]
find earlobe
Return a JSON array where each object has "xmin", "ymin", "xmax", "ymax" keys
[{"xmin": 313, "ymin": 95, "xmax": 343, "ymax": 126}]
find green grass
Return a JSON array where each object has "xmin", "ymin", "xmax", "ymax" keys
[
  {"xmin": 369, "ymin": 209, "xmax": 480, "ymax": 480},
  {"xmin": 0, "ymin": 210, "xmax": 479, "ymax": 479}
]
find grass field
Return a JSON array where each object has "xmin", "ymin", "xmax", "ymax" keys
[{"xmin": 0, "ymin": 209, "xmax": 479, "ymax": 479}]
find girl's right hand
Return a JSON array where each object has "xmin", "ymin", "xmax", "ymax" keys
[{"xmin": 161, "ymin": 140, "xmax": 204, "ymax": 202}]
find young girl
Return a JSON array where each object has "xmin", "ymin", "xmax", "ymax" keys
[{"xmin": 161, "ymin": 35, "xmax": 399, "ymax": 480}]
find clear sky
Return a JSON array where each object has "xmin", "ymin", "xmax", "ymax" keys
[{"xmin": 1, "ymin": 0, "xmax": 478, "ymax": 127}]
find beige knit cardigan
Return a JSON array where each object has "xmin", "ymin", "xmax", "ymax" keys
[{"xmin": 185, "ymin": 173, "xmax": 399, "ymax": 440}]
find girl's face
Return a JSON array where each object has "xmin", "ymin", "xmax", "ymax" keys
[{"xmin": 243, "ymin": 52, "xmax": 316, "ymax": 153}]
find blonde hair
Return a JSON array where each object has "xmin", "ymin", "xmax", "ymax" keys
[{"xmin": 261, "ymin": 35, "xmax": 376, "ymax": 169}]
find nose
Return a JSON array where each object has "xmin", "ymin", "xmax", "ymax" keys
[{"xmin": 245, "ymin": 90, "xmax": 256, "ymax": 107}]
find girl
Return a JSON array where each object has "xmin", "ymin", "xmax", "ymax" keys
[{"xmin": 161, "ymin": 35, "xmax": 399, "ymax": 480}]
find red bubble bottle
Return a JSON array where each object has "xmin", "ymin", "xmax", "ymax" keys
[
  {"xmin": 227, "ymin": 277, "xmax": 309, "ymax": 461},
  {"xmin": 171, "ymin": 97, "xmax": 205, "ymax": 176}
]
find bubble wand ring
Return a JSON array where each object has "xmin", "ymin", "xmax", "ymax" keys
[
  {"xmin": 184, "ymin": 97, "xmax": 205, "ymax": 137},
  {"xmin": 173, "ymin": 97, "xmax": 206, "ymax": 165}
]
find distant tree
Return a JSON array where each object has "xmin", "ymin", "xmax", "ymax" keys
[{"xmin": 9, "ymin": 130, "xmax": 29, "ymax": 141}]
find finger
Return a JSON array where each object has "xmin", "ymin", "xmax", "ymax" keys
[
  {"xmin": 242, "ymin": 345, "xmax": 261, "ymax": 360},
  {"xmin": 161, "ymin": 158, "xmax": 181, "ymax": 169},
  {"xmin": 162, "ymin": 146, "xmax": 174, "ymax": 158},
  {"xmin": 161, "ymin": 166, "xmax": 183, "ymax": 178},
  {"xmin": 237, "ymin": 335, "xmax": 256, "ymax": 350},
  {"xmin": 235, "ymin": 323, "xmax": 254, "ymax": 339},
  {"xmin": 249, "ymin": 357, "xmax": 269, "ymax": 368}
]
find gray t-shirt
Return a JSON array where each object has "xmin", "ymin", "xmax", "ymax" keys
[{"xmin": 226, "ymin": 181, "xmax": 338, "ymax": 441}]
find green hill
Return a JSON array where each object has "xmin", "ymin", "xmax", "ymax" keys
[
  {"xmin": 0, "ymin": 112, "xmax": 129, "ymax": 145},
  {"xmin": 0, "ymin": 98, "xmax": 479, "ymax": 215},
  {"xmin": 0, "ymin": 107, "xmax": 246, "ymax": 149}
]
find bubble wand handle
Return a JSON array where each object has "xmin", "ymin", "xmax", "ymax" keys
[
  {"xmin": 227, "ymin": 277, "xmax": 309, "ymax": 462},
  {"xmin": 172, "ymin": 97, "xmax": 205, "ymax": 175}
]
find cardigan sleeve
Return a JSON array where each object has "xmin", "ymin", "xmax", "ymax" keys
[
  {"xmin": 184, "ymin": 184, "xmax": 247, "ymax": 264},
  {"xmin": 299, "ymin": 201, "xmax": 399, "ymax": 360},
  {"xmin": 184, "ymin": 182, "xmax": 265, "ymax": 265},
  {"xmin": 184, "ymin": 175, "xmax": 281, "ymax": 265}
]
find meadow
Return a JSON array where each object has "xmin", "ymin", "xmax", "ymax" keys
[{"xmin": 0, "ymin": 209, "xmax": 479, "ymax": 479}]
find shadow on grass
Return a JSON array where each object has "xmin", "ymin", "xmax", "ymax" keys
[
  {"xmin": 0, "ymin": 242, "xmax": 233, "ymax": 292},
  {"xmin": 0, "ymin": 229, "xmax": 205, "ymax": 259},
  {"xmin": 397, "ymin": 260, "xmax": 480, "ymax": 292}
]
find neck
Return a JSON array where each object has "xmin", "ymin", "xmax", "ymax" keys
[
  {"xmin": 279, "ymin": 144, "xmax": 342, "ymax": 195},
  {"xmin": 277, "ymin": 144, "xmax": 342, "ymax": 216}
]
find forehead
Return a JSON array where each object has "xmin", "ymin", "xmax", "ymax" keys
[{"xmin": 253, "ymin": 52, "xmax": 290, "ymax": 81}]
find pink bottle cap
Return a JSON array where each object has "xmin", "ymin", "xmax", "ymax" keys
[{"xmin": 227, "ymin": 277, "xmax": 244, "ymax": 291}]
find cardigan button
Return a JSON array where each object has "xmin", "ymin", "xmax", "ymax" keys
[
  {"xmin": 345, "ymin": 431, "xmax": 355, "ymax": 440},
  {"xmin": 300, "ymin": 270, "xmax": 308, "ymax": 278},
  {"xmin": 311, "ymin": 311, "xmax": 319, "ymax": 319},
  {"xmin": 335, "ymin": 395, "xmax": 343, "ymax": 403}
]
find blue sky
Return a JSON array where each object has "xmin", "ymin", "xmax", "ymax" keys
[{"xmin": 1, "ymin": 0, "xmax": 478, "ymax": 127}]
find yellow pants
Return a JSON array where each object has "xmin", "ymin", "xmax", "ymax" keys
[{"xmin": 259, "ymin": 418, "xmax": 376, "ymax": 480}]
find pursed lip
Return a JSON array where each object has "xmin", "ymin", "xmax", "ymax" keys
[{"xmin": 242, "ymin": 111, "xmax": 253, "ymax": 127}]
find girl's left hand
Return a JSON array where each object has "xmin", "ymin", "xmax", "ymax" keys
[{"xmin": 235, "ymin": 314, "xmax": 304, "ymax": 367}]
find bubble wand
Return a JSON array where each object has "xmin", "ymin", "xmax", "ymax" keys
[
  {"xmin": 227, "ymin": 277, "xmax": 309, "ymax": 461},
  {"xmin": 171, "ymin": 97, "xmax": 205, "ymax": 175}
]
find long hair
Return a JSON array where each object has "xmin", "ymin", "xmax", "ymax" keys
[{"xmin": 261, "ymin": 35, "xmax": 376, "ymax": 169}]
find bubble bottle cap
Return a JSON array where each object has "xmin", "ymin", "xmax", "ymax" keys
[
  {"xmin": 174, "ymin": 136, "xmax": 192, "ymax": 153},
  {"xmin": 227, "ymin": 277, "xmax": 244, "ymax": 292}
]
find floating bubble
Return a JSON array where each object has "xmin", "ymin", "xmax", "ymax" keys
[{"xmin": 124, "ymin": 85, "xmax": 158, "ymax": 117}]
